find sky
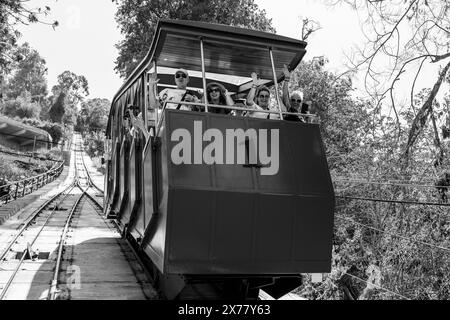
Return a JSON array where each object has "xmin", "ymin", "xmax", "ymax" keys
[
  {"xmin": 17, "ymin": 0, "xmax": 123, "ymax": 100},
  {"xmin": 16, "ymin": 0, "xmax": 367, "ymax": 100},
  {"xmin": 15, "ymin": 0, "xmax": 446, "ymax": 103}
]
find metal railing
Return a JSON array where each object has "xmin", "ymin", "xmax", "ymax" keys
[
  {"xmin": 0, "ymin": 148, "xmax": 61, "ymax": 162},
  {"xmin": 0, "ymin": 161, "xmax": 65, "ymax": 205},
  {"xmin": 154, "ymin": 100, "xmax": 319, "ymax": 137}
]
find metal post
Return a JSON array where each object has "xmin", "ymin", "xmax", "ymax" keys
[
  {"xmin": 143, "ymin": 70, "xmax": 148, "ymax": 132},
  {"xmin": 153, "ymin": 60, "xmax": 158, "ymax": 132},
  {"xmin": 200, "ymin": 37, "xmax": 209, "ymax": 113},
  {"xmin": 269, "ymin": 47, "xmax": 284, "ymax": 120}
]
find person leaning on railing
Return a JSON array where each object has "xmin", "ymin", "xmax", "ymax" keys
[{"xmin": 245, "ymin": 72, "xmax": 287, "ymax": 119}]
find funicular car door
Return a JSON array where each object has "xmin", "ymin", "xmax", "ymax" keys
[{"xmin": 121, "ymin": 76, "xmax": 145, "ymax": 230}]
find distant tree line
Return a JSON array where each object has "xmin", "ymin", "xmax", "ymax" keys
[
  {"xmin": 0, "ymin": 41, "xmax": 110, "ymax": 146},
  {"xmin": 1, "ymin": 1, "xmax": 110, "ymax": 146}
]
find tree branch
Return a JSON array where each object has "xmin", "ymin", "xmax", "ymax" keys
[{"xmin": 403, "ymin": 59, "xmax": 450, "ymax": 162}]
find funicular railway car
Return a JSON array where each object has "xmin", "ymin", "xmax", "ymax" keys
[{"xmin": 104, "ymin": 19, "xmax": 335, "ymax": 300}]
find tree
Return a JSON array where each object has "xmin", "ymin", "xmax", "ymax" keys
[
  {"xmin": 51, "ymin": 71, "xmax": 89, "ymax": 103},
  {"xmin": 0, "ymin": 91, "xmax": 41, "ymax": 119},
  {"xmin": 328, "ymin": 0, "xmax": 450, "ymax": 168},
  {"xmin": 48, "ymin": 92, "xmax": 67, "ymax": 123},
  {"xmin": 76, "ymin": 98, "xmax": 110, "ymax": 133},
  {"xmin": 0, "ymin": 1, "xmax": 57, "ymax": 75},
  {"xmin": 5, "ymin": 43, "xmax": 48, "ymax": 101},
  {"xmin": 49, "ymin": 71, "xmax": 89, "ymax": 125},
  {"xmin": 113, "ymin": 0, "xmax": 275, "ymax": 78}
]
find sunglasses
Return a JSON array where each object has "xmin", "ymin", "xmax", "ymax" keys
[
  {"xmin": 291, "ymin": 99, "xmax": 302, "ymax": 103},
  {"xmin": 209, "ymin": 88, "xmax": 220, "ymax": 93},
  {"xmin": 175, "ymin": 73, "xmax": 187, "ymax": 79},
  {"xmin": 258, "ymin": 94, "xmax": 270, "ymax": 99}
]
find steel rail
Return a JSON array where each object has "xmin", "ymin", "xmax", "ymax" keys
[
  {"xmin": 0, "ymin": 183, "xmax": 78, "ymax": 300},
  {"xmin": 48, "ymin": 183, "xmax": 86, "ymax": 300},
  {"xmin": 48, "ymin": 142, "xmax": 89, "ymax": 299},
  {"xmin": 79, "ymin": 149, "xmax": 103, "ymax": 194},
  {"xmin": 1, "ymin": 137, "xmax": 86, "ymax": 300},
  {"xmin": 0, "ymin": 135, "xmax": 107, "ymax": 300},
  {"xmin": 0, "ymin": 181, "xmax": 76, "ymax": 262}
]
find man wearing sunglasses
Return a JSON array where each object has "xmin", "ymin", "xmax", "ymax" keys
[
  {"xmin": 245, "ymin": 72, "xmax": 286, "ymax": 120},
  {"xmin": 149, "ymin": 68, "xmax": 200, "ymax": 112}
]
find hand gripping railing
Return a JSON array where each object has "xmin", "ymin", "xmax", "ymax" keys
[{"xmin": 0, "ymin": 160, "xmax": 65, "ymax": 205}]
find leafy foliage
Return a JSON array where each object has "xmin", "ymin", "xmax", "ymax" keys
[
  {"xmin": 51, "ymin": 71, "xmax": 89, "ymax": 101},
  {"xmin": 0, "ymin": 91, "xmax": 41, "ymax": 119},
  {"xmin": 0, "ymin": 1, "xmax": 57, "ymax": 75},
  {"xmin": 48, "ymin": 71, "xmax": 89, "ymax": 125},
  {"xmin": 113, "ymin": 0, "xmax": 275, "ymax": 78},
  {"xmin": 328, "ymin": 0, "xmax": 450, "ymax": 167},
  {"xmin": 276, "ymin": 56, "xmax": 450, "ymax": 300},
  {"xmin": 83, "ymin": 131, "xmax": 105, "ymax": 159},
  {"xmin": 19, "ymin": 118, "xmax": 65, "ymax": 147},
  {"xmin": 285, "ymin": 61, "xmax": 374, "ymax": 173},
  {"xmin": 75, "ymin": 98, "xmax": 110, "ymax": 134},
  {"xmin": 0, "ymin": 154, "xmax": 56, "ymax": 182},
  {"xmin": 48, "ymin": 92, "xmax": 67, "ymax": 123},
  {"xmin": 4, "ymin": 43, "xmax": 48, "ymax": 101}
]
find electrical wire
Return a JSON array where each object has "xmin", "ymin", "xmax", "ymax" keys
[
  {"xmin": 336, "ymin": 195, "xmax": 450, "ymax": 207},
  {"xmin": 333, "ymin": 178, "xmax": 446, "ymax": 189},
  {"xmin": 332, "ymin": 176, "xmax": 436, "ymax": 184},
  {"xmin": 336, "ymin": 215, "xmax": 450, "ymax": 254},
  {"xmin": 343, "ymin": 272, "xmax": 410, "ymax": 300}
]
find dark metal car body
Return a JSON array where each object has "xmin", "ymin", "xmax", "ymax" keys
[{"xmin": 104, "ymin": 19, "xmax": 334, "ymax": 299}]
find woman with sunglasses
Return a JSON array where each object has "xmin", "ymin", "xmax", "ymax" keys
[
  {"xmin": 281, "ymin": 65, "xmax": 310, "ymax": 122},
  {"xmin": 245, "ymin": 72, "xmax": 286, "ymax": 119},
  {"xmin": 204, "ymin": 82, "xmax": 235, "ymax": 115}
]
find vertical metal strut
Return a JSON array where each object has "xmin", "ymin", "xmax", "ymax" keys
[{"xmin": 269, "ymin": 47, "xmax": 284, "ymax": 120}]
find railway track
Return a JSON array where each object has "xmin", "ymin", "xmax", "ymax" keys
[{"xmin": 0, "ymin": 135, "xmax": 157, "ymax": 300}]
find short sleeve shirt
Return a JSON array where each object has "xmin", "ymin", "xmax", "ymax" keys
[
  {"xmin": 248, "ymin": 103, "xmax": 281, "ymax": 120},
  {"xmin": 159, "ymin": 88, "xmax": 191, "ymax": 111}
]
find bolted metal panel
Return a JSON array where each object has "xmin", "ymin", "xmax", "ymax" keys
[{"xmin": 148, "ymin": 110, "xmax": 334, "ymax": 275}]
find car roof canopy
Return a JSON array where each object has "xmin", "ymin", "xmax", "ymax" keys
[{"xmin": 113, "ymin": 19, "xmax": 307, "ymax": 103}]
